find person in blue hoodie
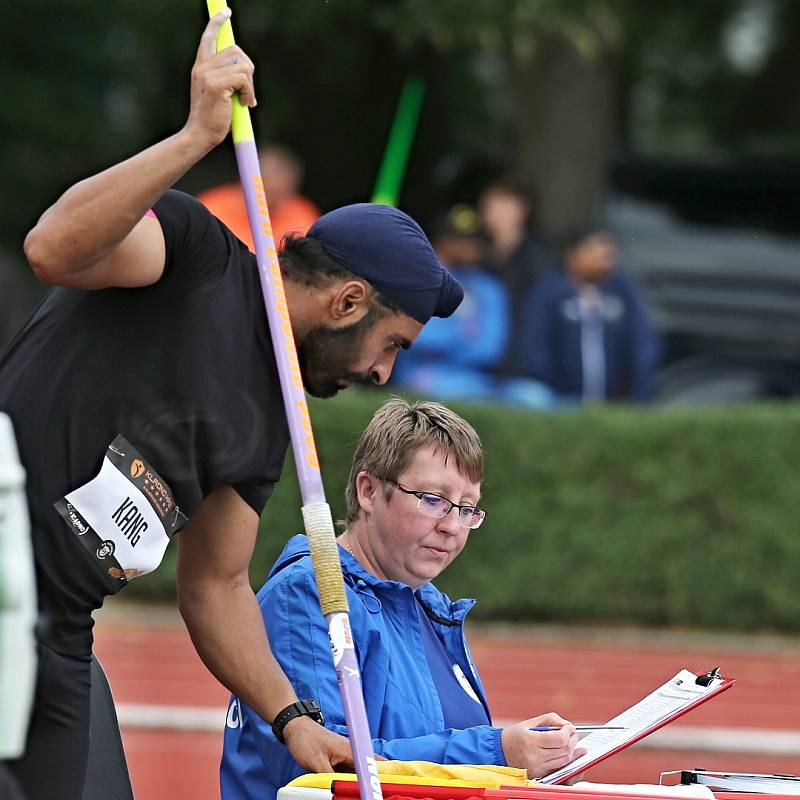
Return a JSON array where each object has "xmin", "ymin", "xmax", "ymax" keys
[
  {"xmin": 390, "ymin": 207, "xmax": 510, "ymax": 402},
  {"xmin": 221, "ymin": 398, "xmax": 585, "ymax": 800},
  {"xmin": 519, "ymin": 223, "xmax": 660, "ymax": 403}
]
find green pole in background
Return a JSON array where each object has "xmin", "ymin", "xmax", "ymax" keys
[{"xmin": 371, "ymin": 76, "xmax": 426, "ymax": 206}]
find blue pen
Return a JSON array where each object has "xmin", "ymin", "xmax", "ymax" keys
[{"xmin": 530, "ymin": 725, "xmax": 626, "ymax": 732}]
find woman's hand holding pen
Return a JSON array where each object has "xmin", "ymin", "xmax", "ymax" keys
[{"xmin": 500, "ymin": 713, "xmax": 588, "ymax": 779}]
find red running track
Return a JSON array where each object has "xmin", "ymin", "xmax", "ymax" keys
[{"xmin": 93, "ymin": 608, "xmax": 800, "ymax": 800}]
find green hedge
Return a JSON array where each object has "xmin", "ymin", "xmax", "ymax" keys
[{"xmin": 125, "ymin": 391, "xmax": 800, "ymax": 633}]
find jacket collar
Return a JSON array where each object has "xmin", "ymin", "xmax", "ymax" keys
[{"xmin": 270, "ymin": 534, "xmax": 475, "ymax": 622}]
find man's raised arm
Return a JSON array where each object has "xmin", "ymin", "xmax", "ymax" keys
[{"xmin": 23, "ymin": 9, "xmax": 256, "ymax": 291}]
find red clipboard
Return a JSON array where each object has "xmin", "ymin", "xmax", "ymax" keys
[{"xmin": 542, "ymin": 667, "xmax": 735, "ymax": 784}]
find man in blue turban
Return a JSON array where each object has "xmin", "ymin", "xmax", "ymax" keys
[
  {"xmin": 276, "ymin": 202, "xmax": 463, "ymax": 397},
  {"xmin": 0, "ymin": 12, "xmax": 461, "ymax": 799}
]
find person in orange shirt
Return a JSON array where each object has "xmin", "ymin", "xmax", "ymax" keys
[{"xmin": 197, "ymin": 144, "xmax": 320, "ymax": 250}]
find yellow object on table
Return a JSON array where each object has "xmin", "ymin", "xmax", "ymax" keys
[{"xmin": 286, "ymin": 760, "xmax": 533, "ymax": 791}]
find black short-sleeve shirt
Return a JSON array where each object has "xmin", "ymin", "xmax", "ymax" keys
[{"xmin": 0, "ymin": 190, "xmax": 289, "ymax": 654}]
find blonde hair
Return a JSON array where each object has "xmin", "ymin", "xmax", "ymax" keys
[{"xmin": 344, "ymin": 398, "xmax": 483, "ymax": 523}]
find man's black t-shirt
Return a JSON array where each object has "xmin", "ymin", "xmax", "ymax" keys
[{"xmin": 0, "ymin": 190, "xmax": 290, "ymax": 655}]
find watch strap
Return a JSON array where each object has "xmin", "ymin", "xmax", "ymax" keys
[{"xmin": 271, "ymin": 699, "xmax": 325, "ymax": 744}]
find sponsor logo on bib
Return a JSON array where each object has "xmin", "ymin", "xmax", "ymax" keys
[
  {"xmin": 97, "ymin": 540, "xmax": 116, "ymax": 559},
  {"xmin": 64, "ymin": 503, "xmax": 90, "ymax": 535},
  {"xmin": 130, "ymin": 459, "xmax": 145, "ymax": 479}
]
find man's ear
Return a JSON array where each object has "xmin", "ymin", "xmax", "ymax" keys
[{"xmin": 329, "ymin": 280, "xmax": 371, "ymax": 323}]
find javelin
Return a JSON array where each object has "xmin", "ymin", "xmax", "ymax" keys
[{"xmin": 205, "ymin": 4, "xmax": 382, "ymax": 800}]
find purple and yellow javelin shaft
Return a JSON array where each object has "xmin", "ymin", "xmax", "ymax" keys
[{"xmin": 205, "ymin": 4, "xmax": 382, "ymax": 800}]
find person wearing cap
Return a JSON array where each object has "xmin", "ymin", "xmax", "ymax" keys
[
  {"xmin": 220, "ymin": 398, "xmax": 585, "ymax": 800},
  {"xmin": 390, "ymin": 205, "xmax": 510, "ymax": 402},
  {"xmin": 0, "ymin": 13, "xmax": 462, "ymax": 800}
]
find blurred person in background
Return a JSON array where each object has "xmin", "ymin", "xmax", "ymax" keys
[
  {"xmin": 221, "ymin": 398, "xmax": 585, "ymax": 800},
  {"xmin": 391, "ymin": 205, "xmax": 509, "ymax": 402},
  {"xmin": 518, "ymin": 223, "xmax": 660, "ymax": 403},
  {"xmin": 478, "ymin": 176, "xmax": 556, "ymax": 378},
  {"xmin": 197, "ymin": 143, "xmax": 320, "ymax": 250}
]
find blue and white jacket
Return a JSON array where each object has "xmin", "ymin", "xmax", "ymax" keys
[
  {"xmin": 220, "ymin": 534, "xmax": 504, "ymax": 800},
  {"xmin": 519, "ymin": 268, "xmax": 660, "ymax": 401}
]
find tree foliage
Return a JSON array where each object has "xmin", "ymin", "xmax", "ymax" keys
[{"xmin": 5, "ymin": 1, "xmax": 799, "ymax": 255}]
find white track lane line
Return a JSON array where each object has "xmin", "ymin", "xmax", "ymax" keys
[{"xmin": 116, "ymin": 704, "xmax": 800, "ymax": 755}]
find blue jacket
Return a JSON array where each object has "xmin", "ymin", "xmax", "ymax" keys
[
  {"xmin": 220, "ymin": 535, "xmax": 504, "ymax": 800},
  {"xmin": 519, "ymin": 269, "xmax": 660, "ymax": 401}
]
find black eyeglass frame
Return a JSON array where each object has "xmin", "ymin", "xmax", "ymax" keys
[{"xmin": 384, "ymin": 479, "xmax": 486, "ymax": 529}]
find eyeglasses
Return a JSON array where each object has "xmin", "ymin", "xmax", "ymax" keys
[{"xmin": 385, "ymin": 479, "xmax": 486, "ymax": 529}]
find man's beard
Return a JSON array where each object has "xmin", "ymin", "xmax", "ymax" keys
[{"xmin": 298, "ymin": 308, "xmax": 380, "ymax": 398}]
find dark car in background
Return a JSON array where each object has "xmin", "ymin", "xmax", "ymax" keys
[{"xmin": 609, "ymin": 159, "xmax": 800, "ymax": 403}]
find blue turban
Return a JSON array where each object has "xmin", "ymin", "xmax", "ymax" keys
[{"xmin": 306, "ymin": 203, "xmax": 463, "ymax": 324}]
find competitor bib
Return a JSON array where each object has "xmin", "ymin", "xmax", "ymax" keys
[{"xmin": 54, "ymin": 435, "xmax": 187, "ymax": 590}]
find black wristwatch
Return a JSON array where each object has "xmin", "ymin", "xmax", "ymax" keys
[{"xmin": 271, "ymin": 699, "xmax": 325, "ymax": 744}]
